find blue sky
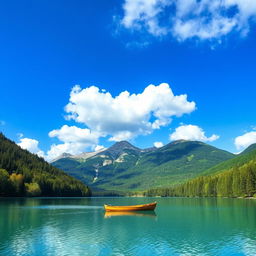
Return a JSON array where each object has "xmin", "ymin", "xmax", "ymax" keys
[{"xmin": 0, "ymin": 0, "xmax": 256, "ymax": 160}]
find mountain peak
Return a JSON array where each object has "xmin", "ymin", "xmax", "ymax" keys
[
  {"xmin": 113, "ymin": 140, "xmax": 132, "ymax": 146},
  {"xmin": 110, "ymin": 140, "xmax": 139, "ymax": 149},
  {"xmin": 103, "ymin": 141, "xmax": 141, "ymax": 159}
]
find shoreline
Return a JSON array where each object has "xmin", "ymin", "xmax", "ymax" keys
[{"xmin": 1, "ymin": 195, "xmax": 256, "ymax": 199}]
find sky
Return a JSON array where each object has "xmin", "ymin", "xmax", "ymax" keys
[{"xmin": 0, "ymin": 0, "xmax": 256, "ymax": 160}]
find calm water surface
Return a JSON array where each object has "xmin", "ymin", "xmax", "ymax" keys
[{"xmin": 0, "ymin": 197, "xmax": 256, "ymax": 256}]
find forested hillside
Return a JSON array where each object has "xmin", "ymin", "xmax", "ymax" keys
[
  {"xmin": 0, "ymin": 133, "xmax": 91, "ymax": 197},
  {"xmin": 146, "ymin": 149, "xmax": 256, "ymax": 198},
  {"xmin": 201, "ymin": 145, "xmax": 256, "ymax": 176}
]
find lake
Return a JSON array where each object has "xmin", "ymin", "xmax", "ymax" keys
[{"xmin": 0, "ymin": 197, "xmax": 256, "ymax": 256}]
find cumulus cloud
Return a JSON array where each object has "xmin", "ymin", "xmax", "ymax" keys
[
  {"xmin": 18, "ymin": 138, "xmax": 45, "ymax": 158},
  {"xmin": 154, "ymin": 141, "xmax": 164, "ymax": 148},
  {"xmin": 47, "ymin": 142, "xmax": 88, "ymax": 161},
  {"xmin": 16, "ymin": 83, "xmax": 195, "ymax": 161},
  {"xmin": 18, "ymin": 126, "xmax": 100, "ymax": 161},
  {"xmin": 0, "ymin": 120, "xmax": 6, "ymax": 126},
  {"xmin": 65, "ymin": 83, "xmax": 195, "ymax": 141},
  {"xmin": 47, "ymin": 125, "xmax": 99, "ymax": 160},
  {"xmin": 234, "ymin": 131, "xmax": 256, "ymax": 150},
  {"xmin": 121, "ymin": 0, "xmax": 170, "ymax": 36},
  {"xmin": 120, "ymin": 0, "xmax": 256, "ymax": 41},
  {"xmin": 49, "ymin": 125, "xmax": 99, "ymax": 144},
  {"xmin": 170, "ymin": 124, "xmax": 219, "ymax": 142}
]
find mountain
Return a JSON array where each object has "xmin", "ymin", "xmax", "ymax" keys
[
  {"xmin": 102, "ymin": 141, "xmax": 141, "ymax": 159},
  {"xmin": 0, "ymin": 133, "xmax": 90, "ymax": 197},
  {"xmin": 146, "ymin": 146, "xmax": 256, "ymax": 198},
  {"xmin": 52, "ymin": 141, "xmax": 143, "ymax": 191},
  {"xmin": 201, "ymin": 143, "xmax": 256, "ymax": 176},
  {"xmin": 240, "ymin": 143, "xmax": 256, "ymax": 155},
  {"xmin": 52, "ymin": 140, "xmax": 234, "ymax": 192}
]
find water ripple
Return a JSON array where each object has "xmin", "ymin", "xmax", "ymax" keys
[
  {"xmin": 1, "ymin": 197, "xmax": 256, "ymax": 256},
  {"xmin": 22, "ymin": 205, "xmax": 103, "ymax": 210}
]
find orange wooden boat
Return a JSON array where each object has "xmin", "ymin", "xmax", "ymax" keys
[
  {"xmin": 104, "ymin": 211, "xmax": 157, "ymax": 218},
  {"xmin": 104, "ymin": 202, "xmax": 157, "ymax": 212}
]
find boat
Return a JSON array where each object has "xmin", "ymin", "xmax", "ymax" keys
[
  {"xmin": 104, "ymin": 202, "xmax": 157, "ymax": 212},
  {"xmin": 104, "ymin": 211, "xmax": 157, "ymax": 218}
]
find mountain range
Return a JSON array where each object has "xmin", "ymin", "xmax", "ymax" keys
[
  {"xmin": 52, "ymin": 140, "xmax": 235, "ymax": 193},
  {"xmin": 1, "ymin": 131, "xmax": 255, "ymax": 198}
]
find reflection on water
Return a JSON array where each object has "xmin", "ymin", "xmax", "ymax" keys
[
  {"xmin": 104, "ymin": 210, "xmax": 157, "ymax": 218},
  {"xmin": 25, "ymin": 205, "xmax": 103, "ymax": 210},
  {"xmin": 0, "ymin": 197, "xmax": 256, "ymax": 256}
]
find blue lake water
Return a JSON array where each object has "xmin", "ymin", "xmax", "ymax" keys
[{"xmin": 0, "ymin": 197, "xmax": 256, "ymax": 256}]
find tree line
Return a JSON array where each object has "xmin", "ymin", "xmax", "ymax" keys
[
  {"xmin": 145, "ymin": 160, "xmax": 256, "ymax": 198},
  {"xmin": 0, "ymin": 133, "xmax": 91, "ymax": 197}
]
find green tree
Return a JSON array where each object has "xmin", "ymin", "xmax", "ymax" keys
[
  {"xmin": 0, "ymin": 169, "xmax": 11, "ymax": 195},
  {"xmin": 25, "ymin": 182, "xmax": 42, "ymax": 196}
]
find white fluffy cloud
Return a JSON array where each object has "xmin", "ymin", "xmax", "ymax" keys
[
  {"xmin": 18, "ymin": 126, "xmax": 100, "ymax": 161},
  {"xmin": 154, "ymin": 141, "xmax": 164, "ymax": 148},
  {"xmin": 47, "ymin": 125, "xmax": 99, "ymax": 160},
  {"xmin": 17, "ymin": 84, "xmax": 195, "ymax": 161},
  {"xmin": 49, "ymin": 125, "xmax": 99, "ymax": 144},
  {"xmin": 120, "ymin": 0, "xmax": 256, "ymax": 41},
  {"xmin": 65, "ymin": 83, "xmax": 195, "ymax": 141},
  {"xmin": 234, "ymin": 131, "xmax": 256, "ymax": 150},
  {"xmin": 121, "ymin": 0, "xmax": 170, "ymax": 36},
  {"xmin": 18, "ymin": 138, "xmax": 45, "ymax": 158},
  {"xmin": 170, "ymin": 124, "xmax": 219, "ymax": 142}
]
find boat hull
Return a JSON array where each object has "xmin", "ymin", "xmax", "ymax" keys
[
  {"xmin": 104, "ymin": 202, "xmax": 157, "ymax": 212},
  {"xmin": 104, "ymin": 211, "xmax": 157, "ymax": 218}
]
